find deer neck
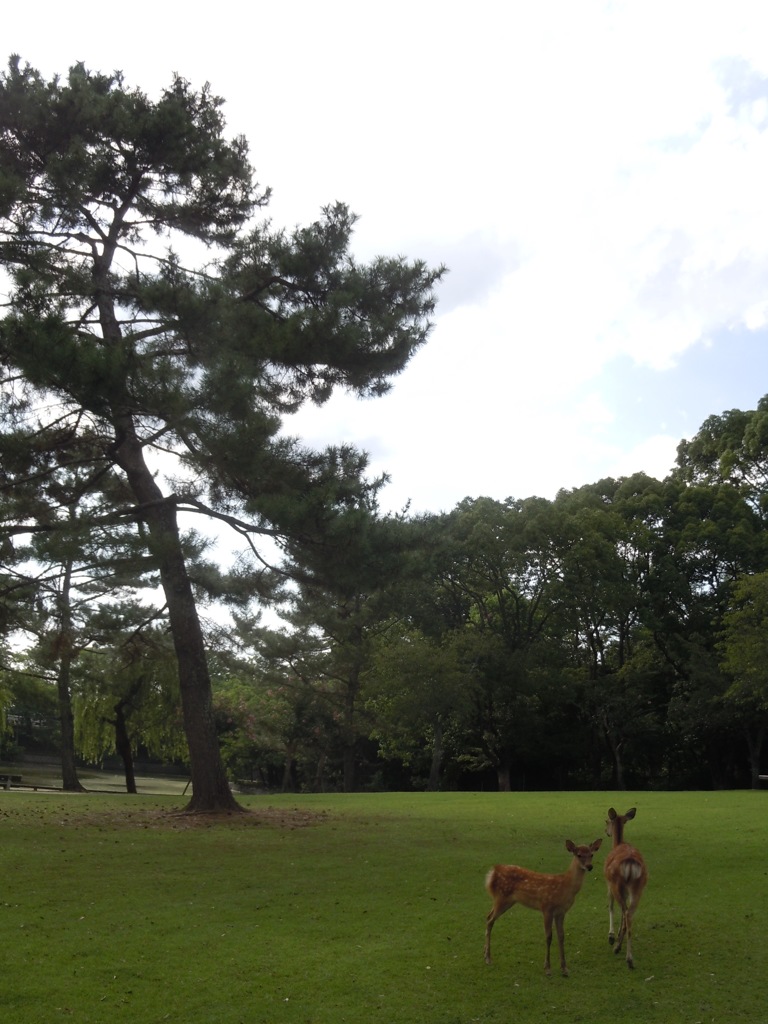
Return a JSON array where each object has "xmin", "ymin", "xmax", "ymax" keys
[
  {"xmin": 611, "ymin": 821, "xmax": 625, "ymax": 848},
  {"xmin": 566, "ymin": 859, "xmax": 588, "ymax": 892}
]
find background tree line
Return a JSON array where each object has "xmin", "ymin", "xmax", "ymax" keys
[
  {"xmin": 5, "ymin": 402, "xmax": 768, "ymax": 793},
  {"xmin": 2, "ymin": 59, "xmax": 767, "ymax": 800}
]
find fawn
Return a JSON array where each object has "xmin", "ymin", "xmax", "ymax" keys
[
  {"xmin": 604, "ymin": 807, "xmax": 648, "ymax": 969},
  {"xmin": 484, "ymin": 838, "xmax": 602, "ymax": 976}
]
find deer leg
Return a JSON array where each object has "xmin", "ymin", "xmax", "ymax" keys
[
  {"xmin": 483, "ymin": 911, "xmax": 495, "ymax": 965},
  {"xmin": 613, "ymin": 900, "xmax": 627, "ymax": 955},
  {"xmin": 607, "ymin": 890, "xmax": 616, "ymax": 946},
  {"xmin": 542, "ymin": 909, "xmax": 554, "ymax": 976},
  {"xmin": 554, "ymin": 913, "xmax": 569, "ymax": 977},
  {"xmin": 623, "ymin": 907, "xmax": 635, "ymax": 969},
  {"xmin": 484, "ymin": 903, "xmax": 511, "ymax": 965}
]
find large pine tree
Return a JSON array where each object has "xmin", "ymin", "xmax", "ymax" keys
[{"xmin": 0, "ymin": 57, "xmax": 442, "ymax": 810}]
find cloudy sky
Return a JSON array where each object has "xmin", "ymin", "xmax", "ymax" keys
[{"xmin": 7, "ymin": 1, "xmax": 768, "ymax": 516}]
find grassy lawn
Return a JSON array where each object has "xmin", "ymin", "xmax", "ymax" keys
[
  {"xmin": 0, "ymin": 761, "xmax": 192, "ymax": 796},
  {"xmin": 0, "ymin": 788, "xmax": 763, "ymax": 1023}
]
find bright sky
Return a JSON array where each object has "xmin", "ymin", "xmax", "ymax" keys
[{"xmin": 7, "ymin": 1, "xmax": 768, "ymax": 516}]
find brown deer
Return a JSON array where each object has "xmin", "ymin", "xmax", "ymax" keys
[
  {"xmin": 484, "ymin": 838, "xmax": 602, "ymax": 976},
  {"xmin": 604, "ymin": 807, "xmax": 648, "ymax": 969}
]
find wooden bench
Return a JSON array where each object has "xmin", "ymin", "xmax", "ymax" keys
[{"xmin": 0, "ymin": 773, "xmax": 22, "ymax": 790}]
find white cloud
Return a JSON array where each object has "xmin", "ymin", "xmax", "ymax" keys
[
  {"xmin": 5, "ymin": 0, "xmax": 768, "ymax": 515},
  {"xmin": 606, "ymin": 434, "xmax": 681, "ymax": 484}
]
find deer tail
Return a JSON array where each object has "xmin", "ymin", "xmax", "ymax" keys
[{"xmin": 620, "ymin": 859, "xmax": 643, "ymax": 883}]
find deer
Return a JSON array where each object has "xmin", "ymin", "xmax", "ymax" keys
[
  {"xmin": 484, "ymin": 837, "xmax": 602, "ymax": 977},
  {"xmin": 604, "ymin": 807, "xmax": 648, "ymax": 969}
]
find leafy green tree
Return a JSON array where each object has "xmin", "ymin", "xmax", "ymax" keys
[
  {"xmin": 718, "ymin": 571, "xmax": 768, "ymax": 786},
  {"xmin": 0, "ymin": 663, "xmax": 58, "ymax": 760},
  {"xmin": 0, "ymin": 58, "xmax": 442, "ymax": 810},
  {"xmin": 365, "ymin": 624, "xmax": 470, "ymax": 790},
  {"xmin": 0, "ymin": 435, "xmax": 178, "ymax": 789},
  {"xmin": 554, "ymin": 476, "xmax": 670, "ymax": 788},
  {"xmin": 675, "ymin": 397, "xmax": 768, "ymax": 523},
  {"xmin": 262, "ymin": 477, "xmax": 422, "ymax": 791},
  {"xmin": 72, "ymin": 613, "xmax": 185, "ymax": 791},
  {"xmin": 433, "ymin": 497, "xmax": 567, "ymax": 790},
  {"xmin": 665, "ymin": 410, "xmax": 768, "ymax": 784},
  {"xmin": 212, "ymin": 677, "xmax": 277, "ymax": 788},
  {"xmin": 211, "ymin": 631, "xmax": 343, "ymax": 793}
]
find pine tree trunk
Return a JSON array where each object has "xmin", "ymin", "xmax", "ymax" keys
[
  {"xmin": 113, "ymin": 702, "xmax": 137, "ymax": 794},
  {"xmin": 342, "ymin": 742, "xmax": 356, "ymax": 794},
  {"xmin": 281, "ymin": 743, "xmax": 297, "ymax": 793},
  {"xmin": 611, "ymin": 736, "xmax": 626, "ymax": 790},
  {"xmin": 57, "ymin": 662, "xmax": 85, "ymax": 793},
  {"xmin": 312, "ymin": 752, "xmax": 327, "ymax": 793},
  {"xmin": 56, "ymin": 562, "xmax": 85, "ymax": 793},
  {"xmin": 342, "ymin": 666, "xmax": 360, "ymax": 793},
  {"xmin": 112, "ymin": 425, "xmax": 241, "ymax": 813},
  {"xmin": 603, "ymin": 712, "xmax": 626, "ymax": 789},
  {"xmin": 745, "ymin": 724, "xmax": 764, "ymax": 789},
  {"xmin": 427, "ymin": 716, "xmax": 444, "ymax": 792}
]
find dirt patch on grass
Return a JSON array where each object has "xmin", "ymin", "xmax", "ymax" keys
[{"xmin": 55, "ymin": 806, "xmax": 330, "ymax": 830}]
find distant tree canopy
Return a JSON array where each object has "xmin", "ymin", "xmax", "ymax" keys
[{"xmin": 207, "ymin": 441, "xmax": 768, "ymax": 794}]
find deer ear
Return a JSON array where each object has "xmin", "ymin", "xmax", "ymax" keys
[
  {"xmin": 608, "ymin": 808, "xmax": 617, "ymax": 819},
  {"xmin": 565, "ymin": 839, "xmax": 575, "ymax": 852},
  {"xmin": 592, "ymin": 838, "xmax": 603, "ymax": 850},
  {"xmin": 626, "ymin": 807, "xmax": 637, "ymax": 819}
]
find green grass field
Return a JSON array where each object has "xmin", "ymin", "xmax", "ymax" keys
[{"xmin": 0, "ymin": 788, "xmax": 764, "ymax": 1023}]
